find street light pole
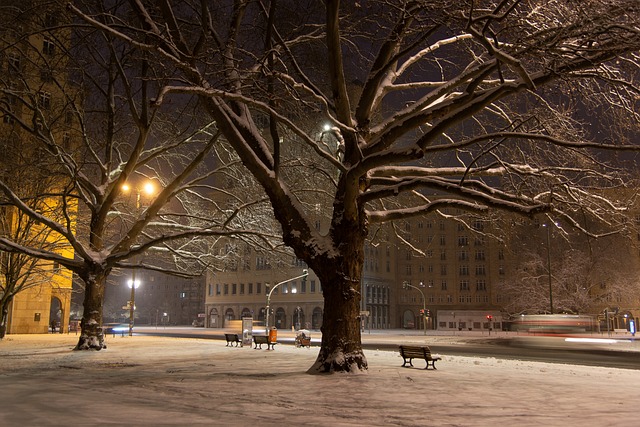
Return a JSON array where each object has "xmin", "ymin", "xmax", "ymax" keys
[
  {"xmin": 122, "ymin": 181, "xmax": 156, "ymax": 337},
  {"xmin": 543, "ymin": 223, "xmax": 554, "ymax": 314},
  {"xmin": 265, "ymin": 269, "xmax": 308, "ymax": 330},
  {"xmin": 128, "ymin": 275, "xmax": 138, "ymax": 336},
  {"xmin": 403, "ymin": 281, "xmax": 427, "ymax": 335}
]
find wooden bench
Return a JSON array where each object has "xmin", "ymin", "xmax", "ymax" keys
[
  {"xmin": 253, "ymin": 334, "xmax": 276, "ymax": 350},
  {"xmin": 399, "ymin": 345, "xmax": 441, "ymax": 370},
  {"xmin": 225, "ymin": 333, "xmax": 242, "ymax": 347}
]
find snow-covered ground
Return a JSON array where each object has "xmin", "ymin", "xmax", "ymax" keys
[{"xmin": 1, "ymin": 333, "xmax": 639, "ymax": 426}]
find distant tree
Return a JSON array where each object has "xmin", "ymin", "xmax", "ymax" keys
[
  {"xmin": 69, "ymin": 0, "xmax": 640, "ymax": 372},
  {"xmin": 0, "ymin": 3, "xmax": 275, "ymax": 350},
  {"xmin": 0, "ymin": 201, "xmax": 66, "ymax": 339},
  {"xmin": 498, "ymin": 222, "xmax": 640, "ymax": 316}
]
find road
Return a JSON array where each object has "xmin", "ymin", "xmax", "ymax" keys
[{"xmin": 134, "ymin": 326, "xmax": 640, "ymax": 370}]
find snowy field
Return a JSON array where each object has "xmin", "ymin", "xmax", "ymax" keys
[{"xmin": 1, "ymin": 333, "xmax": 639, "ymax": 426}]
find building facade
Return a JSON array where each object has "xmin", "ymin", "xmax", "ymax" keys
[
  {"xmin": 1, "ymin": 4, "xmax": 76, "ymax": 334},
  {"xmin": 205, "ymin": 209, "xmax": 510, "ymax": 331},
  {"xmin": 103, "ymin": 269, "xmax": 206, "ymax": 327}
]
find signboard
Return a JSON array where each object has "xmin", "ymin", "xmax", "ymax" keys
[{"xmin": 242, "ymin": 317, "xmax": 253, "ymax": 346}]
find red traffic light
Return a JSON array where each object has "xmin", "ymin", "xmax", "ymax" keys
[{"xmin": 486, "ymin": 315, "xmax": 493, "ymax": 320}]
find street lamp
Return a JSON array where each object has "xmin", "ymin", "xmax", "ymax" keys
[
  {"xmin": 295, "ymin": 306, "xmax": 301, "ymax": 330},
  {"xmin": 122, "ymin": 181, "xmax": 156, "ymax": 212},
  {"xmin": 542, "ymin": 222, "xmax": 559, "ymax": 315},
  {"xmin": 127, "ymin": 278, "xmax": 140, "ymax": 336},
  {"xmin": 122, "ymin": 180, "xmax": 157, "ymax": 336},
  {"xmin": 403, "ymin": 281, "xmax": 427, "ymax": 335},
  {"xmin": 265, "ymin": 269, "xmax": 308, "ymax": 330}
]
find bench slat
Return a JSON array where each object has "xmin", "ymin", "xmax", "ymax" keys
[{"xmin": 398, "ymin": 345, "xmax": 441, "ymax": 370}]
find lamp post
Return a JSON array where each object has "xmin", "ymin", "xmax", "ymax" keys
[
  {"xmin": 542, "ymin": 222, "xmax": 558, "ymax": 315},
  {"xmin": 127, "ymin": 278, "xmax": 140, "ymax": 336},
  {"xmin": 122, "ymin": 180, "xmax": 156, "ymax": 336},
  {"xmin": 265, "ymin": 269, "xmax": 308, "ymax": 331},
  {"xmin": 295, "ymin": 306, "xmax": 301, "ymax": 331},
  {"xmin": 403, "ymin": 281, "xmax": 427, "ymax": 335}
]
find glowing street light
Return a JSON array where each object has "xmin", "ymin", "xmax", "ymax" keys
[
  {"xmin": 127, "ymin": 278, "xmax": 141, "ymax": 336},
  {"xmin": 122, "ymin": 180, "xmax": 157, "ymax": 336},
  {"xmin": 122, "ymin": 180, "xmax": 156, "ymax": 211}
]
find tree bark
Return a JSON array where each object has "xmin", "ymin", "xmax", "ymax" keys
[
  {"xmin": 308, "ymin": 267, "xmax": 367, "ymax": 374},
  {"xmin": 307, "ymin": 192, "xmax": 368, "ymax": 373},
  {"xmin": 0, "ymin": 304, "xmax": 8, "ymax": 339},
  {"xmin": 75, "ymin": 270, "xmax": 109, "ymax": 350}
]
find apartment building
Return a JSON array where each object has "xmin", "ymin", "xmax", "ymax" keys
[
  {"xmin": 205, "ymin": 208, "xmax": 508, "ymax": 331},
  {"xmin": 0, "ymin": 4, "xmax": 76, "ymax": 334},
  {"xmin": 102, "ymin": 269, "xmax": 206, "ymax": 327}
]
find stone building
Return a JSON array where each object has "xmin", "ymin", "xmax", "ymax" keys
[
  {"xmin": 204, "ymin": 208, "xmax": 509, "ymax": 332},
  {"xmin": 103, "ymin": 269, "xmax": 206, "ymax": 327},
  {"xmin": 0, "ymin": 4, "xmax": 76, "ymax": 334}
]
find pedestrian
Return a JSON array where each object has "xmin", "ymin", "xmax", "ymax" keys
[{"xmin": 50, "ymin": 320, "xmax": 56, "ymax": 333}]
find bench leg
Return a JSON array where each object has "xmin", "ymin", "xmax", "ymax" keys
[{"xmin": 401, "ymin": 358, "xmax": 413, "ymax": 368}]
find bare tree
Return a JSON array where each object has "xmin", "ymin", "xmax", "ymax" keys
[
  {"xmin": 69, "ymin": 0, "xmax": 640, "ymax": 372},
  {"xmin": 0, "ymin": 2, "xmax": 275, "ymax": 350},
  {"xmin": 498, "ymin": 220, "xmax": 640, "ymax": 316},
  {"xmin": 0, "ymin": 195, "xmax": 68, "ymax": 339}
]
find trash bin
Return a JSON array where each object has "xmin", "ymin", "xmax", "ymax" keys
[{"xmin": 268, "ymin": 327, "xmax": 277, "ymax": 344}]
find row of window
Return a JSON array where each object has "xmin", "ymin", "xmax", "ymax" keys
[
  {"xmin": 402, "ymin": 263, "xmax": 505, "ymax": 276},
  {"xmin": 403, "ymin": 279, "xmax": 490, "ymax": 291},
  {"xmin": 402, "ymin": 218, "xmax": 485, "ymax": 233},
  {"xmin": 5, "ymin": 38, "xmax": 56, "ymax": 71},
  {"xmin": 222, "ymin": 254, "xmax": 307, "ymax": 272},
  {"xmin": 428, "ymin": 295, "xmax": 491, "ymax": 304},
  {"xmin": 372, "ymin": 247, "xmax": 505, "ymax": 262},
  {"xmin": 209, "ymin": 280, "xmax": 320, "ymax": 297}
]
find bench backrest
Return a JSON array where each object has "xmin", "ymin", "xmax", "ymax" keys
[{"xmin": 399, "ymin": 345, "xmax": 432, "ymax": 357}]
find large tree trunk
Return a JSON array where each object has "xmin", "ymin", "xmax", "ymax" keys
[
  {"xmin": 308, "ymin": 268, "xmax": 367, "ymax": 374},
  {"xmin": 0, "ymin": 302, "xmax": 8, "ymax": 339},
  {"xmin": 307, "ymin": 202, "xmax": 368, "ymax": 373},
  {"xmin": 75, "ymin": 270, "xmax": 109, "ymax": 350}
]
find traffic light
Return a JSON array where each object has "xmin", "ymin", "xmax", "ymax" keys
[
  {"xmin": 486, "ymin": 315, "xmax": 493, "ymax": 321},
  {"xmin": 420, "ymin": 309, "xmax": 425, "ymax": 315}
]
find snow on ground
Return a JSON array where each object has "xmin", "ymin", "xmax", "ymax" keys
[{"xmin": 1, "ymin": 332, "xmax": 639, "ymax": 426}]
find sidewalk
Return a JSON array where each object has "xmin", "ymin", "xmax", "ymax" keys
[{"xmin": 1, "ymin": 333, "xmax": 639, "ymax": 426}]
